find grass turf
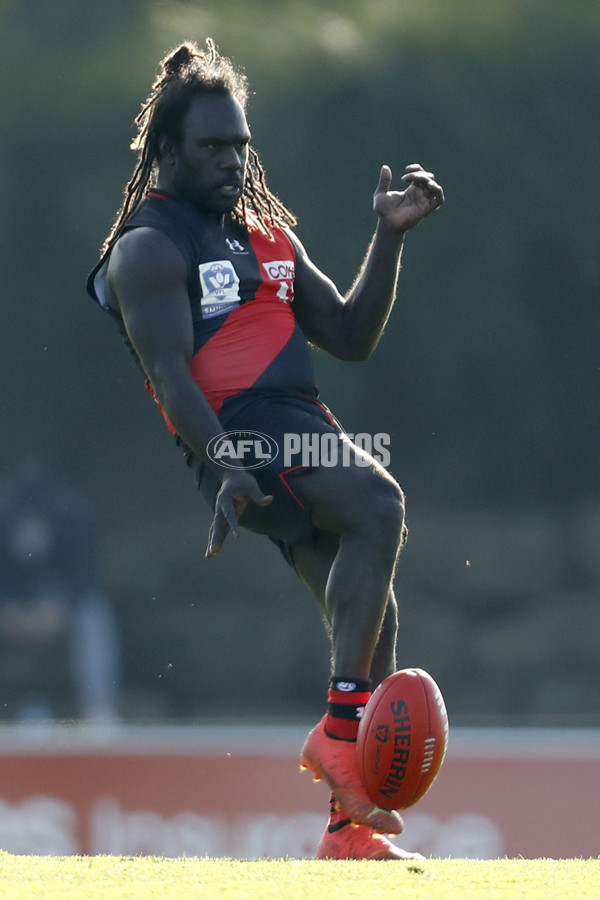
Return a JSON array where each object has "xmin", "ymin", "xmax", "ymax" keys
[{"xmin": 0, "ymin": 854, "xmax": 598, "ymax": 899}]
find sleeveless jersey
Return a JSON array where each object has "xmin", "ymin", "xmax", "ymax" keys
[{"xmin": 86, "ymin": 192, "xmax": 318, "ymax": 430}]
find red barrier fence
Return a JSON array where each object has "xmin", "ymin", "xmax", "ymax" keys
[{"xmin": 0, "ymin": 725, "xmax": 597, "ymax": 858}]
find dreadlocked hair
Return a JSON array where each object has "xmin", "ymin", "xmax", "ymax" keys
[{"xmin": 101, "ymin": 39, "xmax": 296, "ymax": 255}]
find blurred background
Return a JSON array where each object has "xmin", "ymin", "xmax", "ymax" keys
[{"xmin": 0, "ymin": 0, "xmax": 598, "ymax": 727}]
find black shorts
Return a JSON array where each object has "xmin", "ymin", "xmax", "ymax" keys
[{"xmin": 196, "ymin": 392, "xmax": 346, "ymax": 561}]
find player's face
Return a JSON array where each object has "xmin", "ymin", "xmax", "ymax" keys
[{"xmin": 166, "ymin": 93, "xmax": 251, "ymax": 215}]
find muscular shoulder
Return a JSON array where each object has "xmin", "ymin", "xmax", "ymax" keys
[
  {"xmin": 285, "ymin": 228, "xmax": 307, "ymax": 263},
  {"xmin": 109, "ymin": 227, "xmax": 187, "ymax": 280},
  {"xmin": 106, "ymin": 227, "xmax": 188, "ymax": 310}
]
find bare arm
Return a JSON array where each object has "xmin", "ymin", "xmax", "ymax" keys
[
  {"xmin": 106, "ymin": 227, "xmax": 271, "ymax": 557},
  {"xmin": 292, "ymin": 164, "xmax": 444, "ymax": 361}
]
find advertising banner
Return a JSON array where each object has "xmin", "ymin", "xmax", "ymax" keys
[{"xmin": 0, "ymin": 726, "xmax": 597, "ymax": 858}]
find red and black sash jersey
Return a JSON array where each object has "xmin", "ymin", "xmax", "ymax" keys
[{"xmin": 86, "ymin": 191, "xmax": 318, "ymax": 428}]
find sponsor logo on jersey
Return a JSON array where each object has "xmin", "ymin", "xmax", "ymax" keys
[
  {"xmin": 199, "ymin": 260, "xmax": 241, "ymax": 318},
  {"xmin": 225, "ymin": 238, "xmax": 247, "ymax": 254},
  {"xmin": 262, "ymin": 259, "xmax": 295, "ymax": 281},
  {"xmin": 262, "ymin": 259, "xmax": 295, "ymax": 303}
]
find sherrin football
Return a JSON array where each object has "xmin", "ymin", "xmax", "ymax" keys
[{"xmin": 357, "ymin": 668, "xmax": 449, "ymax": 810}]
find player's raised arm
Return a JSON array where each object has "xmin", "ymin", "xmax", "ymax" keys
[{"xmin": 292, "ymin": 163, "xmax": 444, "ymax": 361}]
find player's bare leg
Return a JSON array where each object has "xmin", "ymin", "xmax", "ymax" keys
[
  {"xmin": 368, "ymin": 591, "xmax": 399, "ymax": 687},
  {"xmin": 291, "ymin": 529, "xmax": 399, "ymax": 689},
  {"xmin": 294, "ymin": 529, "xmax": 423, "ymax": 854},
  {"xmin": 291, "ymin": 449, "xmax": 420, "ymax": 854},
  {"xmin": 293, "ymin": 450, "xmax": 405, "ymax": 679}
]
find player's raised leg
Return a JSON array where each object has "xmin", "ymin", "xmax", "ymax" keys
[
  {"xmin": 291, "ymin": 449, "xmax": 414, "ymax": 848},
  {"xmin": 296, "ymin": 450, "xmax": 405, "ymax": 680},
  {"xmin": 291, "ymin": 529, "xmax": 400, "ymax": 690}
]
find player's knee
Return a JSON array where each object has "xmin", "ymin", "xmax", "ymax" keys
[{"xmin": 370, "ymin": 478, "xmax": 406, "ymax": 544}]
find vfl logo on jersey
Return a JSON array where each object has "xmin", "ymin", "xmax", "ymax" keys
[
  {"xmin": 262, "ymin": 259, "xmax": 295, "ymax": 303},
  {"xmin": 199, "ymin": 260, "xmax": 241, "ymax": 318}
]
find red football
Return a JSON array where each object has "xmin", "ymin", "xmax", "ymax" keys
[{"xmin": 357, "ymin": 668, "xmax": 449, "ymax": 810}]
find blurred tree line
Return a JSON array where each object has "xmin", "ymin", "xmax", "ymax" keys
[{"xmin": 0, "ymin": 0, "xmax": 598, "ymax": 723}]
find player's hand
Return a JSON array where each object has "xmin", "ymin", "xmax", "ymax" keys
[
  {"xmin": 205, "ymin": 469, "xmax": 273, "ymax": 558},
  {"xmin": 373, "ymin": 164, "xmax": 444, "ymax": 232}
]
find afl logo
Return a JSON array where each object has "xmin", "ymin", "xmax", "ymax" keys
[{"xmin": 206, "ymin": 430, "xmax": 279, "ymax": 470}]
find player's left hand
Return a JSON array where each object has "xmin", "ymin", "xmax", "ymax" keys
[{"xmin": 373, "ymin": 164, "xmax": 444, "ymax": 232}]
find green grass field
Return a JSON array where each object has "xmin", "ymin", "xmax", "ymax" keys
[{"xmin": 0, "ymin": 854, "xmax": 598, "ymax": 900}]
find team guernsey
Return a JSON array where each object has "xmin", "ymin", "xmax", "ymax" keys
[
  {"xmin": 87, "ymin": 192, "xmax": 345, "ymax": 547},
  {"xmin": 87, "ymin": 190, "xmax": 318, "ymax": 430}
]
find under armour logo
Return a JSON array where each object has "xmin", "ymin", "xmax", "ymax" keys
[{"xmin": 225, "ymin": 238, "xmax": 246, "ymax": 254}]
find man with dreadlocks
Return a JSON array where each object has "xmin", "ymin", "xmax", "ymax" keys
[{"xmin": 87, "ymin": 39, "xmax": 444, "ymax": 860}]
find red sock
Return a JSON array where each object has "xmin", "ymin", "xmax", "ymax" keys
[{"xmin": 324, "ymin": 677, "xmax": 372, "ymax": 742}]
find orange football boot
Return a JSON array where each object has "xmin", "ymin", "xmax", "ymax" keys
[
  {"xmin": 317, "ymin": 821, "xmax": 425, "ymax": 860},
  {"xmin": 300, "ymin": 715, "xmax": 403, "ymax": 835}
]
